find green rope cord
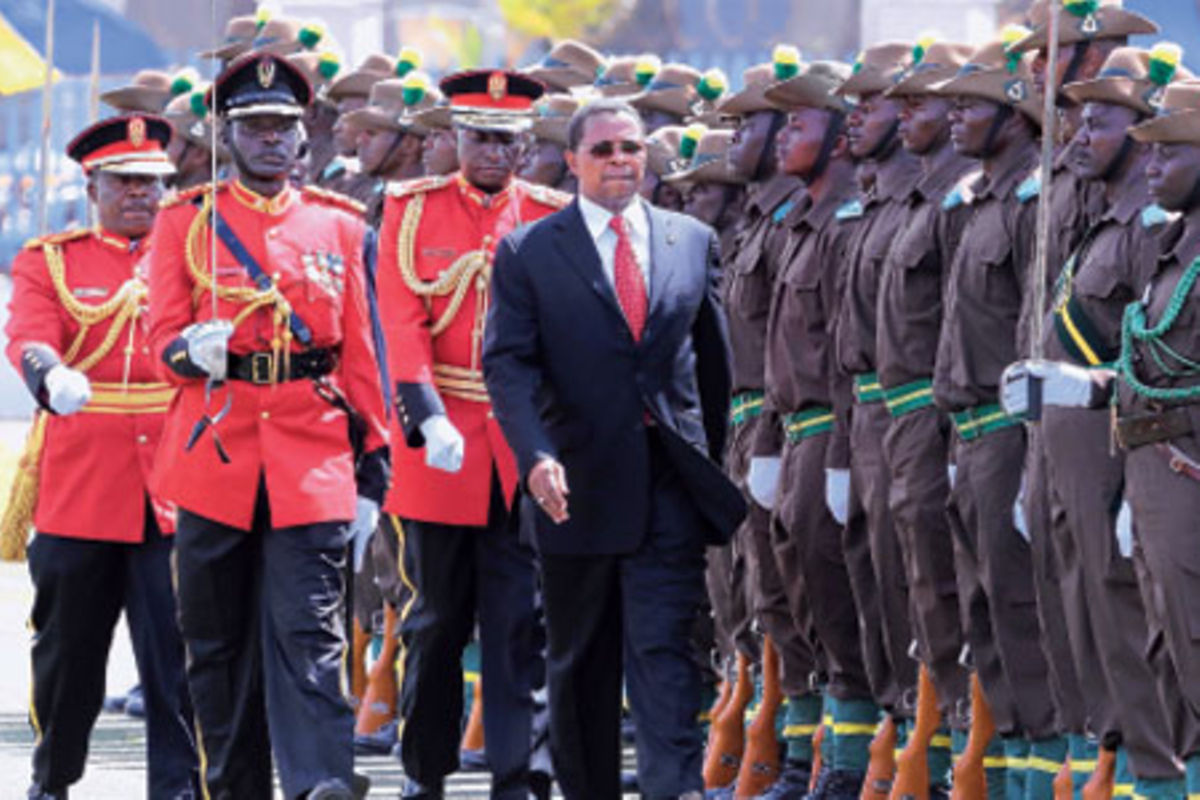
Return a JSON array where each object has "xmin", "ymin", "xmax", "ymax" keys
[{"xmin": 1118, "ymin": 256, "xmax": 1200, "ymax": 401}]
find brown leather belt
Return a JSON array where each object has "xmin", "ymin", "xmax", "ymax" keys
[{"xmin": 1114, "ymin": 407, "xmax": 1193, "ymax": 450}]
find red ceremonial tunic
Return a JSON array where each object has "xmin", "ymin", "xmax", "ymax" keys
[
  {"xmin": 376, "ymin": 173, "xmax": 569, "ymax": 526},
  {"xmin": 5, "ymin": 228, "xmax": 176, "ymax": 541},
  {"xmin": 148, "ymin": 180, "xmax": 388, "ymax": 530}
]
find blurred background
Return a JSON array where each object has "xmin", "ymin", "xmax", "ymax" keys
[{"xmin": 0, "ymin": 0, "xmax": 1194, "ymax": 272}]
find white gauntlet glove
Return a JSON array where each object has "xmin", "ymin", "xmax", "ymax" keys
[
  {"xmin": 349, "ymin": 496, "xmax": 380, "ymax": 572},
  {"xmin": 420, "ymin": 414, "xmax": 464, "ymax": 473},
  {"xmin": 44, "ymin": 365, "xmax": 91, "ymax": 415},
  {"xmin": 181, "ymin": 319, "xmax": 234, "ymax": 381},
  {"xmin": 746, "ymin": 456, "xmax": 781, "ymax": 510},
  {"xmin": 1115, "ymin": 500, "xmax": 1134, "ymax": 559},
  {"xmin": 1000, "ymin": 359, "xmax": 1097, "ymax": 418},
  {"xmin": 825, "ymin": 468, "xmax": 850, "ymax": 526}
]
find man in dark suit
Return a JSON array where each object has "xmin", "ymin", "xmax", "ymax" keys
[{"xmin": 483, "ymin": 98, "xmax": 745, "ymax": 800}]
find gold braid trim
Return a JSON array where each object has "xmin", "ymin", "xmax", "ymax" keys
[
  {"xmin": 396, "ymin": 192, "xmax": 490, "ymax": 338},
  {"xmin": 183, "ymin": 191, "xmax": 296, "ymax": 378},
  {"xmin": 2, "ymin": 239, "xmax": 151, "ymax": 562}
]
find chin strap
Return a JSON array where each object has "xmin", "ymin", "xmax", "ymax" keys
[
  {"xmin": 980, "ymin": 104, "xmax": 1013, "ymax": 159},
  {"xmin": 805, "ymin": 111, "xmax": 846, "ymax": 183},
  {"xmin": 1099, "ymin": 134, "xmax": 1136, "ymax": 183},
  {"xmin": 863, "ymin": 119, "xmax": 901, "ymax": 162},
  {"xmin": 752, "ymin": 111, "xmax": 786, "ymax": 181}
]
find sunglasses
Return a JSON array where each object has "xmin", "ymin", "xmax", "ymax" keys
[{"xmin": 586, "ymin": 140, "xmax": 645, "ymax": 158}]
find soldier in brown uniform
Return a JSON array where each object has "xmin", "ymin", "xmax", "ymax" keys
[
  {"xmin": 874, "ymin": 39, "xmax": 977, "ymax": 798},
  {"xmin": 827, "ymin": 44, "xmax": 923, "ymax": 796},
  {"xmin": 703, "ymin": 53, "xmax": 822, "ymax": 797},
  {"xmin": 755, "ymin": 60, "xmax": 873, "ymax": 799},
  {"xmin": 1007, "ymin": 8, "xmax": 1157, "ymax": 788},
  {"xmin": 931, "ymin": 29, "xmax": 1058, "ymax": 794},
  {"xmin": 1001, "ymin": 44, "xmax": 1189, "ymax": 799},
  {"xmin": 518, "ymin": 94, "xmax": 581, "ymax": 194}
]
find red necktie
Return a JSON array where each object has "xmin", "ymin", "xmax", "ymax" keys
[{"xmin": 610, "ymin": 214, "xmax": 647, "ymax": 341}]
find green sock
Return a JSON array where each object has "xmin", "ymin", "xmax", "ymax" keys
[
  {"xmin": 784, "ymin": 694, "xmax": 822, "ymax": 764},
  {"xmin": 1114, "ymin": 747, "xmax": 1135, "ymax": 798},
  {"xmin": 1068, "ymin": 734, "xmax": 1097, "ymax": 799},
  {"xmin": 929, "ymin": 727, "xmax": 953, "ymax": 789},
  {"xmin": 984, "ymin": 737, "xmax": 1006, "ymax": 800},
  {"xmin": 745, "ymin": 668, "xmax": 763, "ymax": 726},
  {"xmin": 1133, "ymin": 775, "xmax": 1186, "ymax": 798},
  {"xmin": 1002, "ymin": 738, "xmax": 1030, "ymax": 800},
  {"xmin": 1185, "ymin": 752, "xmax": 1200, "ymax": 795},
  {"xmin": 832, "ymin": 697, "xmax": 880, "ymax": 773},
  {"xmin": 894, "ymin": 717, "xmax": 911, "ymax": 759},
  {"xmin": 1025, "ymin": 735, "xmax": 1067, "ymax": 799},
  {"xmin": 820, "ymin": 694, "xmax": 834, "ymax": 768}
]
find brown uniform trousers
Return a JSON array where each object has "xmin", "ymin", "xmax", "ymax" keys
[{"xmin": 935, "ymin": 142, "xmax": 1054, "ymax": 737}]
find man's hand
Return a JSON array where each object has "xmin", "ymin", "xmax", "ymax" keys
[
  {"xmin": 349, "ymin": 496, "xmax": 380, "ymax": 572},
  {"xmin": 1000, "ymin": 359, "xmax": 1100, "ymax": 418},
  {"xmin": 419, "ymin": 415, "xmax": 464, "ymax": 473},
  {"xmin": 44, "ymin": 365, "xmax": 91, "ymax": 415},
  {"xmin": 747, "ymin": 456, "xmax": 781, "ymax": 510},
  {"xmin": 1013, "ymin": 474, "xmax": 1029, "ymax": 542},
  {"xmin": 181, "ymin": 319, "xmax": 234, "ymax": 381},
  {"xmin": 825, "ymin": 468, "xmax": 850, "ymax": 526},
  {"xmin": 528, "ymin": 457, "xmax": 570, "ymax": 524}
]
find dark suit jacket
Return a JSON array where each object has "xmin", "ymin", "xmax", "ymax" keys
[{"xmin": 483, "ymin": 199, "xmax": 746, "ymax": 556}]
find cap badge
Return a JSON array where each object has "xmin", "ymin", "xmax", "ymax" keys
[
  {"xmin": 1005, "ymin": 78, "xmax": 1028, "ymax": 103},
  {"xmin": 1078, "ymin": 14, "xmax": 1101, "ymax": 36},
  {"xmin": 488, "ymin": 71, "xmax": 507, "ymax": 102},
  {"xmin": 128, "ymin": 116, "xmax": 146, "ymax": 148},
  {"xmin": 257, "ymin": 57, "xmax": 276, "ymax": 89}
]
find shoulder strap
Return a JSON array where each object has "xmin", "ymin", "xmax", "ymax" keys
[{"xmin": 212, "ymin": 210, "xmax": 313, "ymax": 346}]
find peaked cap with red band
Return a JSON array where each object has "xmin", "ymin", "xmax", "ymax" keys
[
  {"xmin": 208, "ymin": 52, "xmax": 313, "ymax": 119},
  {"xmin": 439, "ymin": 69, "xmax": 545, "ymax": 132},
  {"xmin": 66, "ymin": 114, "xmax": 175, "ymax": 176}
]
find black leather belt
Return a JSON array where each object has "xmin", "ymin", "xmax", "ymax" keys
[
  {"xmin": 227, "ymin": 348, "xmax": 337, "ymax": 385},
  {"xmin": 1114, "ymin": 406, "xmax": 1193, "ymax": 450}
]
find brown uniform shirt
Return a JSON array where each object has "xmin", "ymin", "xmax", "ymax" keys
[
  {"xmin": 835, "ymin": 149, "xmax": 923, "ymax": 377},
  {"xmin": 934, "ymin": 141, "xmax": 1039, "ymax": 412},
  {"xmin": 759, "ymin": 179, "xmax": 860, "ymax": 466},
  {"xmin": 1117, "ymin": 207, "xmax": 1200, "ymax": 454},
  {"xmin": 724, "ymin": 173, "xmax": 807, "ymax": 393},
  {"xmin": 876, "ymin": 147, "xmax": 975, "ymax": 389},
  {"xmin": 1043, "ymin": 171, "xmax": 1162, "ymax": 369}
]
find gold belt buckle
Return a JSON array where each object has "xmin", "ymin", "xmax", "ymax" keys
[{"xmin": 250, "ymin": 352, "xmax": 274, "ymax": 385}]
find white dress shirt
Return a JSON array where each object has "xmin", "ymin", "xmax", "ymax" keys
[{"xmin": 577, "ymin": 194, "xmax": 652, "ymax": 290}]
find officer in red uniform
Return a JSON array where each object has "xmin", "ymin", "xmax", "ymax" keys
[
  {"xmin": 5, "ymin": 115, "xmax": 197, "ymax": 800},
  {"xmin": 147, "ymin": 53, "xmax": 388, "ymax": 800},
  {"xmin": 375, "ymin": 69, "xmax": 570, "ymax": 798}
]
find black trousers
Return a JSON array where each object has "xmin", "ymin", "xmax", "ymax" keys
[
  {"xmin": 397, "ymin": 478, "xmax": 540, "ymax": 798},
  {"xmin": 174, "ymin": 486, "xmax": 354, "ymax": 800},
  {"xmin": 541, "ymin": 432, "xmax": 708, "ymax": 800},
  {"xmin": 28, "ymin": 509, "xmax": 197, "ymax": 798}
]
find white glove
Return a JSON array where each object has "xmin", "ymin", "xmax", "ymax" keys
[
  {"xmin": 1012, "ymin": 475, "xmax": 1029, "ymax": 542},
  {"xmin": 825, "ymin": 468, "xmax": 850, "ymax": 526},
  {"xmin": 44, "ymin": 364, "xmax": 91, "ymax": 415},
  {"xmin": 181, "ymin": 319, "xmax": 234, "ymax": 381},
  {"xmin": 349, "ymin": 496, "xmax": 380, "ymax": 572},
  {"xmin": 747, "ymin": 456, "xmax": 781, "ymax": 510},
  {"xmin": 1000, "ymin": 359, "xmax": 1097, "ymax": 418},
  {"xmin": 947, "ymin": 463, "xmax": 957, "ymax": 490},
  {"xmin": 420, "ymin": 414, "xmax": 464, "ymax": 473},
  {"xmin": 1115, "ymin": 500, "xmax": 1134, "ymax": 559}
]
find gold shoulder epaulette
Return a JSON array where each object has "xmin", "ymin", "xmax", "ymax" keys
[
  {"xmin": 386, "ymin": 174, "xmax": 453, "ymax": 199},
  {"xmin": 160, "ymin": 180, "xmax": 226, "ymax": 210},
  {"xmin": 523, "ymin": 181, "xmax": 572, "ymax": 210},
  {"xmin": 23, "ymin": 228, "xmax": 90, "ymax": 250},
  {"xmin": 302, "ymin": 184, "xmax": 367, "ymax": 217}
]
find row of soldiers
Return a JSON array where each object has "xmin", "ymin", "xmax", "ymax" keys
[{"xmin": 11, "ymin": 0, "xmax": 1200, "ymax": 797}]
